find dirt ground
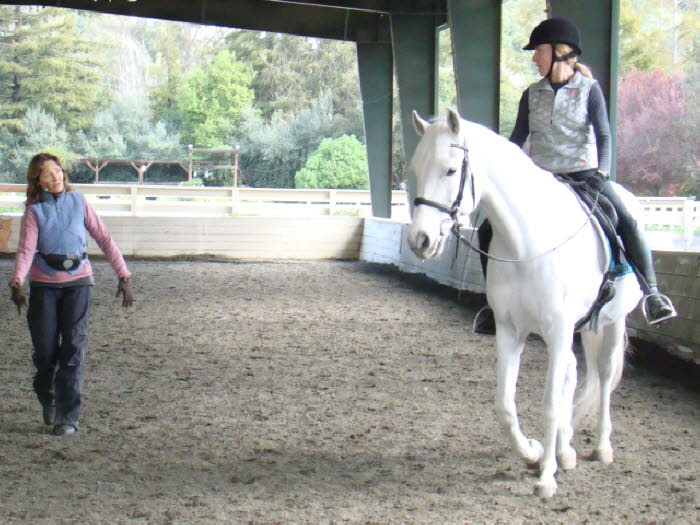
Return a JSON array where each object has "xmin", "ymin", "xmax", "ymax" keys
[{"xmin": 0, "ymin": 259, "xmax": 698, "ymax": 524}]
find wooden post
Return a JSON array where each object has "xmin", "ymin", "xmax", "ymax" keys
[
  {"xmin": 682, "ymin": 199, "xmax": 694, "ymax": 250},
  {"xmin": 130, "ymin": 161, "xmax": 153, "ymax": 185},
  {"xmin": 130, "ymin": 184, "xmax": 138, "ymax": 216},
  {"xmin": 329, "ymin": 189, "xmax": 336, "ymax": 216},
  {"xmin": 233, "ymin": 146, "xmax": 239, "ymax": 188},
  {"xmin": 188, "ymin": 145, "xmax": 193, "ymax": 181},
  {"xmin": 85, "ymin": 159, "xmax": 108, "ymax": 183}
]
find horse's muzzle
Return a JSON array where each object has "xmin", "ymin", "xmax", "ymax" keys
[{"xmin": 408, "ymin": 229, "xmax": 445, "ymax": 260}]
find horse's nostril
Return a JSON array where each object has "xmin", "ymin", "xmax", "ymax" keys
[{"xmin": 418, "ymin": 232, "xmax": 430, "ymax": 252}]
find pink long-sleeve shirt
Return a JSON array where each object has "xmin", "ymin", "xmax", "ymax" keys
[{"xmin": 9, "ymin": 195, "xmax": 130, "ymax": 286}]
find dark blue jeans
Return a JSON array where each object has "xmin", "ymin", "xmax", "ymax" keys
[{"xmin": 27, "ymin": 285, "xmax": 91, "ymax": 428}]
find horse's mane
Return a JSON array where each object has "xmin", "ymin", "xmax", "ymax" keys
[{"xmin": 462, "ymin": 120, "xmax": 556, "ymax": 184}]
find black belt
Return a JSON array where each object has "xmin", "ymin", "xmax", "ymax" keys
[{"xmin": 39, "ymin": 252, "xmax": 87, "ymax": 272}]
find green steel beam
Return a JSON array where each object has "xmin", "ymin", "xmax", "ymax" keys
[
  {"xmin": 357, "ymin": 43, "xmax": 394, "ymax": 218},
  {"xmin": 448, "ymin": 0, "xmax": 501, "ymax": 130},
  {"xmin": 392, "ymin": 13, "xmax": 439, "ymax": 202},
  {"xmin": 0, "ymin": 0, "xmax": 393, "ymax": 42},
  {"xmin": 550, "ymin": 0, "xmax": 620, "ymax": 179}
]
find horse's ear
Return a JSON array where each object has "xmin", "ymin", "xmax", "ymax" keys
[
  {"xmin": 412, "ymin": 110, "xmax": 429, "ymax": 136},
  {"xmin": 447, "ymin": 108, "xmax": 461, "ymax": 136}
]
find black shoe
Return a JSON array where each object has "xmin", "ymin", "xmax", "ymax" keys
[
  {"xmin": 643, "ymin": 293, "xmax": 677, "ymax": 325},
  {"xmin": 42, "ymin": 404, "xmax": 55, "ymax": 426},
  {"xmin": 473, "ymin": 305, "xmax": 496, "ymax": 335},
  {"xmin": 52, "ymin": 424, "xmax": 77, "ymax": 436}
]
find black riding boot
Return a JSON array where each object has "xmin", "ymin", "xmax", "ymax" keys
[
  {"xmin": 474, "ymin": 220, "xmax": 496, "ymax": 335},
  {"xmin": 567, "ymin": 173, "xmax": 677, "ymax": 325},
  {"xmin": 622, "ymin": 228, "xmax": 676, "ymax": 324}
]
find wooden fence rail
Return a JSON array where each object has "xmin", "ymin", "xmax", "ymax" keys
[
  {"xmin": 0, "ymin": 183, "xmax": 410, "ymax": 219},
  {"xmin": 1, "ymin": 185, "xmax": 697, "ymax": 243}
]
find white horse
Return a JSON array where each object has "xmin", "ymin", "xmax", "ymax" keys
[{"xmin": 407, "ymin": 108, "xmax": 643, "ymax": 498}]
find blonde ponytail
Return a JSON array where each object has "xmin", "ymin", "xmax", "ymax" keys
[{"xmin": 554, "ymin": 43, "xmax": 593, "ymax": 78}]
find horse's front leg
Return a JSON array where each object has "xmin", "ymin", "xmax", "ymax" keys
[
  {"xmin": 495, "ymin": 325, "xmax": 542, "ymax": 466},
  {"xmin": 536, "ymin": 332, "xmax": 576, "ymax": 498},
  {"xmin": 556, "ymin": 350, "xmax": 578, "ymax": 470}
]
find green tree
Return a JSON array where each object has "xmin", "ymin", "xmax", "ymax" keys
[
  {"xmin": 0, "ymin": 6, "xmax": 105, "ymax": 133},
  {"xmin": 175, "ymin": 49, "xmax": 254, "ymax": 148},
  {"xmin": 499, "ymin": 0, "xmax": 546, "ymax": 136},
  {"xmin": 233, "ymin": 91, "xmax": 339, "ymax": 188},
  {"xmin": 2, "ymin": 106, "xmax": 73, "ymax": 182},
  {"xmin": 148, "ymin": 21, "xmax": 230, "ymax": 128},
  {"xmin": 225, "ymin": 31, "xmax": 362, "ymax": 132},
  {"xmin": 295, "ymin": 135, "xmax": 368, "ymax": 190}
]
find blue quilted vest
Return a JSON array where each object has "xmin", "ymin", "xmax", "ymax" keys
[{"xmin": 29, "ymin": 190, "xmax": 88, "ymax": 276}]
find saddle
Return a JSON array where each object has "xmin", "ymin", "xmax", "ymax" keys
[
  {"xmin": 555, "ymin": 173, "xmax": 630, "ymax": 332},
  {"xmin": 555, "ymin": 173, "xmax": 623, "ymax": 265}
]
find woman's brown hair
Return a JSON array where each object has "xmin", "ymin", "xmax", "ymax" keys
[{"xmin": 25, "ymin": 152, "xmax": 72, "ymax": 205}]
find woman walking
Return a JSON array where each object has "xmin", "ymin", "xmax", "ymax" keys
[{"xmin": 8, "ymin": 152, "xmax": 134, "ymax": 435}]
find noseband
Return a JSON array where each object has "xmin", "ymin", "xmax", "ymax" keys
[{"xmin": 413, "ymin": 143, "xmax": 474, "ymax": 222}]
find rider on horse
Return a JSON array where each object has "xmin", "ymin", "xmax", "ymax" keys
[{"xmin": 475, "ymin": 17, "xmax": 676, "ymax": 334}]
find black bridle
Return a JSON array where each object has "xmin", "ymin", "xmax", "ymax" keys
[{"xmin": 413, "ymin": 143, "xmax": 473, "ymax": 223}]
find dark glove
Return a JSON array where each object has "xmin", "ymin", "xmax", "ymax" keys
[
  {"xmin": 10, "ymin": 285, "xmax": 28, "ymax": 316},
  {"xmin": 116, "ymin": 277, "xmax": 133, "ymax": 308}
]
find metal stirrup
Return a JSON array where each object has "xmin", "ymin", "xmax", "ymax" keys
[{"xmin": 641, "ymin": 293, "xmax": 677, "ymax": 325}]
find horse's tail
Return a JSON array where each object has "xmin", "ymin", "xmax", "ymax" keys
[{"xmin": 573, "ymin": 322, "xmax": 627, "ymax": 428}]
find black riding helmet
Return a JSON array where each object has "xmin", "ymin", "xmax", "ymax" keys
[{"xmin": 523, "ymin": 17, "xmax": 582, "ymax": 56}]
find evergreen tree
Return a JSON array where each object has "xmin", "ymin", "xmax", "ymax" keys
[
  {"xmin": 0, "ymin": 6, "xmax": 105, "ymax": 133},
  {"xmin": 233, "ymin": 91, "xmax": 340, "ymax": 188},
  {"xmin": 3, "ymin": 106, "xmax": 73, "ymax": 182}
]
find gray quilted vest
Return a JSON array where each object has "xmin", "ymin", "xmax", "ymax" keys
[
  {"xmin": 528, "ymin": 71, "xmax": 598, "ymax": 173},
  {"xmin": 29, "ymin": 190, "xmax": 88, "ymax": 276}
]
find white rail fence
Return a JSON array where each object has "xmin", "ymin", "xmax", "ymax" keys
[
  {"xmin": 1, "ymin": 184, "xmax": 697, "ymax": 248},
  {"xmin": 0, "ymin": 183, "xmax": 410, "ymax": 220}
]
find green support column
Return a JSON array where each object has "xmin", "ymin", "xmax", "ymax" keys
[
  {"xmin": 391, "ymin": 14, "xmax": 438, "ymax": 202},
  {"xmin": 448, "ymin": 0, "xmax": 501, "ymax": 130},
  {"xmin": 357, "ymin": 43, "xmax": 394, "ymax": 218},
  {"xmin": 550, "ymin": 0, "xmax": 620, "ymax": 179}
]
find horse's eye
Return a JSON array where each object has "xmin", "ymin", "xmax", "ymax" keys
[{"xmin": 446, "ymin": 169, "xmax": 457, "ymax": 177}]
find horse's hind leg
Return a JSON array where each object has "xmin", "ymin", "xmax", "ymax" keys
[
  {"xmin": 556, "ymin": 350, "xmax": 578, "ymax": 470},
  {"xmin": 494, "ymin": 327, "xmax": 543, "ymax": 466},
  {"xmin": 536, "ymin": 331, "xmax": 576, "ymax": 498},
  {"xmin": 592, "ymin": 319, "xmax": 626, "ymax": 463}
]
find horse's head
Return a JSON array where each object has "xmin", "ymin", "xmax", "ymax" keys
[{"xmin": 408, "ymin": 108, "xmax": 479, "ymax": 260}]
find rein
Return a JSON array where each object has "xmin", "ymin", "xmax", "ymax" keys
[{"xmin": 413, "ymin": 143, "xmax": 601, "ymax": 263}]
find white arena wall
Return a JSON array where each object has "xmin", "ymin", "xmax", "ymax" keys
[
  {"xmin": 1, "ymin": 204, "xmax": 697, "ymax": 364},
  {"xmin": 360, "ymin": 218, "xmax": 700, "ymax": 365},
  {"xmin": 0, "ymin": 215, "xmax": 364, "ymax": 260}
]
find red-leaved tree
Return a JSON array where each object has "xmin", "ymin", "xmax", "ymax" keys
[{"xmin": 616, "ymin": 71, "xmax": 695, "ymax": 196}]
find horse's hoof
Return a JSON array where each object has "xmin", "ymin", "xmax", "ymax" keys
[
  {"xmin": 593, "ymin": 447, "xmax": 613, "ymax": 464},
  {"xmin": 534, "ymin": 480, "xmax": 557, "ymax": 498},
  {"xmin": 557, "ymin": 448, "xmax": 577, "ymax": 470},
  {"xmin": 524, "ymin": 439, "xmax": 544, "ymax": 467}
]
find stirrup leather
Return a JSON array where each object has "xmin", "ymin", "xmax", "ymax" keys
[{"xmin": 641, "ymin": 293, "xmax": 677, "ymax": 325}]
